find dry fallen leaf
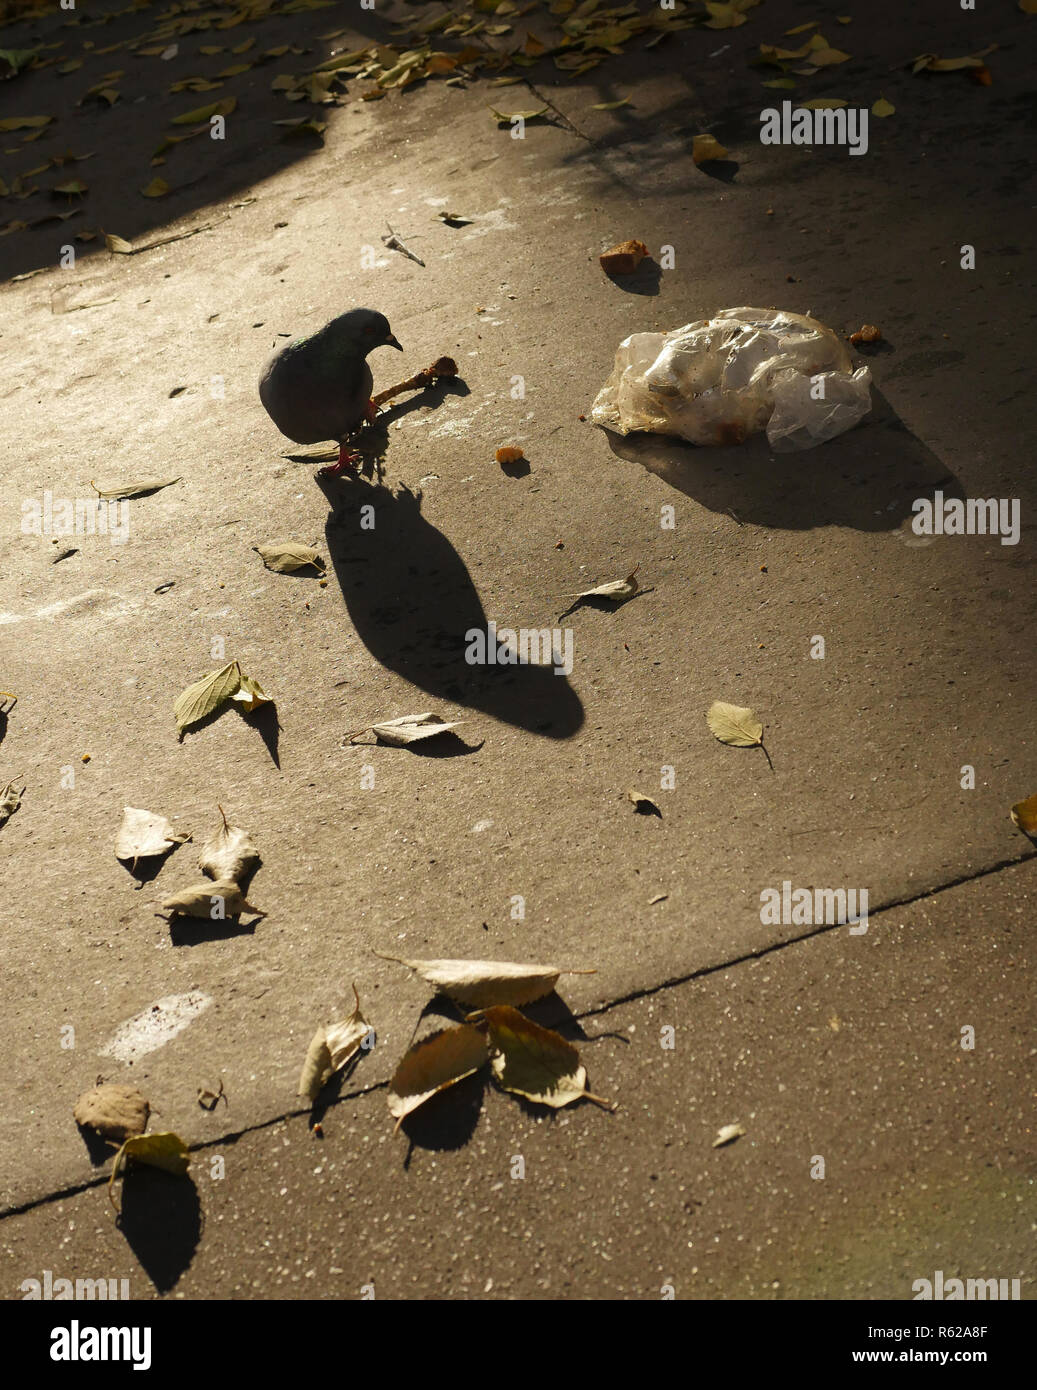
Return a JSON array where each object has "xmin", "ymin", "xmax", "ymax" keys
[
  {"xmin": 109, "ymin": 1131, "xmax": 190, "ymax": 1210},
  {"xmin": 871, "ymin": 96, "xmax": 895, "ymax": 117},
  {"xmin": 173, "ymin": 661, "xmax": 242, "ymax": 732},
  {"xmin": 298, "ymin": 984, "xmax": 371, "ymax": 1100},
  {"xmin": 490, "ymin": 105, "xmax": 549, "ymax": 122},
  {"xmin": 692, "ymin": 133, "xmax": 729, "ymax": 165},
  {"xmin": 89, "ymin": 476, "xmax": 180, "ymax": 499},
  {"xmin": 576, "ymin": 566, "xmax": 641, "ymax": 602},
  {"xmin": 850, "ymin": 324, "xmax": 882, "ymax": 344},
  {"xmin": 141, "ymin": 177, "xmax": 170, "ymax": 198},
  {"xmin": 253, "ymin": 541, "xmax": 325, "ymax": 573},
  {"xmin": 366, "ymin": 712, "xmax": 463, "ymax": 746},
  {"xmin": 105, "ymin": 232, "xmax": 134, "ymax": 253},
  {"xmin": 712, "ymin": 1122, "xmax": 745, "ymax": 1147},
  {"xmin": 388, "ymin": 1024, "xmax": 489, "ymax": 1129},
  {"xmin": 473, "ymin": 1005, "xmax": 614, "ymax": 1110},
  {"xmin": 160, "ymin": 877, "xmax": 255, "ymax": 919},
  {"xmin": 1010, "ymin": 793, "xmax": 1037, "ymax": 838},
  {"xmin": 0, "ymin": 115, "xmax": 52, "ymax": 131},
  {"xmin": 73, "ymin": 1084, "xmax": 150, "ymax": 1143},
  {"xmin": 114, "ymin": 806, "xmax": 190, "ymax": 866},
  {"xmin": 199, "ymin": 805, "xmax": 260, "ymax": 883},
  {"xmin": 707, "ymin": 700, "xmax": 765, "ymax": 748},
  {"xmin": 171, "ymin": 97, "xmax": 236, "ymax": 125},
  {"xmin": 590, "ymin": 96, "xmax": 631, "ymax": 110},
  {"xmin": 0, "ymin": 781, "xmax": 24, "ymax": 830},
  {"xmin": 627, "ymin": 789, "xmax": 662, "ymax": 817},
  {"xmin": 374, "ymin": 953, "xmax": 594, "ymax": 1008},
  {"xmin": 229, "ymin": 673, "xmax": 274, "ymax": 714},
  {"xmin": 912, "ymin": 46, "xmax": 996, "ymax": 74}
]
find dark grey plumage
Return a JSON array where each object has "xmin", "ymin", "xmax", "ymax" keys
[{"xmin": 258, "ymin": 308, "xmax": 402, "ymax": 447}]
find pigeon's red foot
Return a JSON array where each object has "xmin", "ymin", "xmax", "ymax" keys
[
  {"xmin": 365, "ymin": 398, "xmax": 378, "ymax": 425},
  {"xmin": 318, "ymin": 446, "xmax": 361, "ymax": 478}
]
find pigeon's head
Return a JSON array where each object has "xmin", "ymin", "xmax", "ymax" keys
[{"xmin": 327, "ymin": 308, "xmax": 403, "ymax": 356}]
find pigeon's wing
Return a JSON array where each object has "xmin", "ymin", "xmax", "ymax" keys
[{"xmin": 259, "ymin": 338, "xmax": 368, "ymax": 445}]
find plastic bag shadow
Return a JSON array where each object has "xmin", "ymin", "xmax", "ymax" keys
[
  {"xmin": 602, "ymin": 386, "xmax": 963, "ymax": 532},
  {"xmin": 116, "ymin": 1166, "xmax": 201, "ymax": 1294},
  {"xmin": 317, "ymin": 477, "xmax": 584, "ymax": 740}
]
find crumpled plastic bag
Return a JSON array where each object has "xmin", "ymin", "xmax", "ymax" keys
[{"xmin": 590, "ymin": 307, "xmax": 872, "ymax": 451}]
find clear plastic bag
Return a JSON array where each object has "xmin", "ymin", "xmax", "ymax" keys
[{"xmin": 590, "ymin": 307, "xmax": 872, "ymax": 451}]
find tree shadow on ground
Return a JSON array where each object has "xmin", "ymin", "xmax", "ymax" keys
[
  {"xmin": 602, "ymin": 387, "xmax": 963, "ymax": 533},
  {"xmin": 316, "ymin": 474, "xmax": 584, "ymax": 739}
]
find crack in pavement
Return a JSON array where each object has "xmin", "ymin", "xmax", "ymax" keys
[{"xmin": 2, "ymin": 846, "xmax": 1031, "ymax": 1223}]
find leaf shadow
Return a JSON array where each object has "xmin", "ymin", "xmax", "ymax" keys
[
  {"xmin": 117, "ymin": 842, "xmax": 186, "ymax": 887},
  {"xmin": 116, "ymin": 1167, "xmax": 202, "ymax": 1294},
  {"xmin": 167, "ymin": 913, "xmax": 259, "ymax": 946},
  {"xmin": 400, "ymin": 1069, "xmax": 486, "ymax": 1165},
  {"xmin": 76, "ymin": 1124, "xmax": 119, "ymax": 1168}
]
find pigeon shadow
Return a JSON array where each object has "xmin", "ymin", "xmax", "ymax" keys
[
  {"xmin": 317, "ymin": 478, "xmax": 584, "ymax": 740},
  {"xmin": 602, "ymin": 387, "xmax": 962, "ymax": 532},
  {"xmin": 116, "ymin": 1168, "xmax": 202, "ymax": 1294}
]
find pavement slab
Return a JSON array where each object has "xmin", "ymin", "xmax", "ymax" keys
[
  {"xmin": 1, "ymin": 858, "xmax": 1032, "ymax": 1299},
  {"xmin": 0, "ymin": 0, "xmax": 1033, "ymax": 1293}
]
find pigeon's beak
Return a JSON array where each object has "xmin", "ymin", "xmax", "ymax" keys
[{"xmin": 386, "ymin": 333, "xmax": 403, "ymax": 351}]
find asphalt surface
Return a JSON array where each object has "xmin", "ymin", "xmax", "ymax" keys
[{"xmin": 0, "ymin": 0, "xmax": 1033, "ymax": 1300}]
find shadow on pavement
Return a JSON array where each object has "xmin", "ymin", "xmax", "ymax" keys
[
  {"xmin": 117, "ymin": 1168, "xmax": 201, "ymax": 1294},
  {"xmin": 317, "ymin": 476, "xmax": 585, "ymax": 740},
  {"xmin": 603, "ymin": 388, "xmax": 962, "ymax": 533}
]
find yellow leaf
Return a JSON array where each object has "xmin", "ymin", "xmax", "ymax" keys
[
  {"xmin": 692, "ymin": 133, "xmax": 729, "ymax": 165},
  {"xmin": 590, "ymin": 95, "xmax": 630, "ymax": 110},
  {"xmin": 809, "ymin": 44, "xmax": 851, "ymax": 66},
  {"xmin": 141, "ymin": 176, "xmax": 169, "ymax": 197},
  {"xmin": 1010, "ymin": 793, "xmax": 1037, "ymax": 837},
  {"xmin": 108, "ymin": 1131, "xmax": 190, "ymax": 1210},
  {"xmin": 171, "ymin": 96, "xmax": 236, "ymax": 124},
  {"xmin": 785, "ymin": 21, "xmax": 818, "ymax": 34},
  {"xmin": 473, "ymin": 1005, "xmax": 614, "ymax": 1109},
  {"xmin": 0, "ymin": 115, "xmax": 52, "ymax": 131},
  {"xmin": 173, "ymin": 661, "xmax": 241, "ymax": 732},
  {"xmin": 704, "ymin": 3, "xmax": 748, "ymax": 29},
  {"xmin": 161, "ymin": 878, "xmax": 255, "ymax": 918},
  {"xmin": 229, "ymin": 673, "xmax": 273, "ymax": 713},
  {"xmin": 801, "ymin": 98, "xmax": 848, "ymax": 108},
  {"xmin": 375, "ymin": 953, "xmax": 589, "ymax": 1008},
  {"xmin": 1021, "ymin": 0, "xmax": 1037, "ymax": 9},
  {"xmin": 387, "ymin": 1025, "xmax": 489, "ymax": 1128},
  {"xmin": 490, "ymin": 105, "xmax": 549, "ymax": 122},
  {"xmin": 706, "ymin": 700, "xmax": 764, "ymax": 747},
  {"xmin": 253, "ymin": 541, "xmax": 325, "ymax": 572},
  {"xmin": 90, "ymin": 475, "xmax": 179, "ymax": 498},
  {"xmin": 299, "ymin": 985, "xmax": 371, "ymax": 1100},
  {"xmin": 871, "ymin": 96, "xmax": 895, "ymax": 117},
  {"xmin": 217, "ymin": 64, "xmax": 251, "ymax": 77}
]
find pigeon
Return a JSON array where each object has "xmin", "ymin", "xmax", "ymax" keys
[{"xmin": 259, "ymin": 308, "xmax": 403, "ymax": 476}]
